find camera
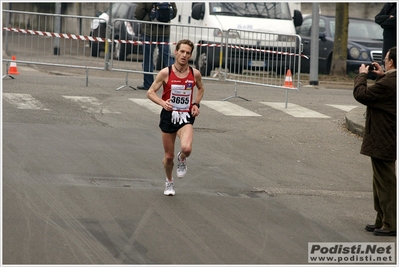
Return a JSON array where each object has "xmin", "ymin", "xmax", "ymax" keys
[{"xmin": 367, "ymin": 63, "xmax": 376, "ymax": 71}]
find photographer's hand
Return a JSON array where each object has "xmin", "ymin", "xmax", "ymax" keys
[
  {"xmin": 359, "ymin": 64, "xmax": 369, "ymax": 74},
  {"xmin": 371, "ymin": 62, "xmax": 385, "ymax": 77}
]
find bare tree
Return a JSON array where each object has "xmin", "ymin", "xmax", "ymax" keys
[{"xmin": 330, "ymin": 3, "xmax": 349, "ymax": 76}]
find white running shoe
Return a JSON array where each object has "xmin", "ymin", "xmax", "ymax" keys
[
  {"xmin": 164, "ymin": 179, "xmax": 175, "ymax": 196},
  {"xmin": 176, "ymin": 151, "xmax": 187, "ymax": 178}
]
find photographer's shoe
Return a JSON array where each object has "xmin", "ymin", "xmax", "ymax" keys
[
  {"xmin": 136, "ymin": 85, "xmax": 148, "ymax": 90},
  {"xmin": 373, "ymin": 228, "xmax": 396, "ymax": 236},
  {"xmin": 365, "ymin": 224, "xmax": 380, "ymax": 232}
]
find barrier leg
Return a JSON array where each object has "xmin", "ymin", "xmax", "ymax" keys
[
  {"xmin": 222, "ymin": 81, "xmax": 250, "ymax": 101},
  {"xmin": 116, "ymin": 72, "xmax": 136, "ymax": 91},
  {"xmin": 2, "ymin": 62, "xmax": 15, "ymax": 79},
  {"xmin": 86, "ymin": 67, "xmax": 89, "ymax": 87},
  {"xmin": 285, "ymin": 89, "xmax": 289, "ymax": 108}
]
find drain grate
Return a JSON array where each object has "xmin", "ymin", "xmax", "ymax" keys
[
  {"xmin": 195, "ymin": 127, "xmax": 226, "ymax": 133},
  {"xmin": 71, "ymin": 175, "xmax": 156, "ymax": 189},
  {"xmin": 216, "ymin": 190, "xmax": 267, "ymax": 199}
]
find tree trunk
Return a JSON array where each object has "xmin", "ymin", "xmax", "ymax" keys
[{"xmin": 330, "ymin": 3, "xmax": 349, "ymax": 76}]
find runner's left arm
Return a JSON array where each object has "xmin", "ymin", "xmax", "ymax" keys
[{"xmin": 191, "ymin": 69, "xmax": 204, "ymax": 117}]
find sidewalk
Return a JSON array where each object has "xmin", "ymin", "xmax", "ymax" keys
[
  {"xmin": 345, "ymin": 106, "xmax": 365, "ymax": 137},
  {"xmin": 302, "ymin": 81, "xmax": 365, "ymax": 138}
]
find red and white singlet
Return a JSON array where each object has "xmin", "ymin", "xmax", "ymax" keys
[{"xmin": 162, "ymin": 66, "xmax": 196, "ymax": 112}]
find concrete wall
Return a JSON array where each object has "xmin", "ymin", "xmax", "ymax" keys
[
  {"xmin": 2, "ymin": 3, "xmax": 105, "ymax": 16},
  {"xmin": 300, "ymin": 3, "xmax": 384, "ymax": 20},
  {"xmin": 2, "ymin": 3, "xmax": 108, "ymax": 36}
]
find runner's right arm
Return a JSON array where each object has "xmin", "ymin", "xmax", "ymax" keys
[{"xmin": 147, "ymin": 68, "xmax": 173, "ymax": 111}]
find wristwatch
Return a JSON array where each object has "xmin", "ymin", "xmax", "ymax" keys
[{"xmin": 192, "ymin": 102, "xmax": 200, "ymax": 108}]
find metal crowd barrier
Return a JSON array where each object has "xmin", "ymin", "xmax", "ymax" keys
[
  {"xmin": 2, "ymin": 9, "xmax": 303, "ymax": 105},
  {"xmin": 110, "ymin": 19, "xmax": 223, "ymax": 90},
  {"xmin": 2, "ymin": 10, "xmax": 109, "ymax": 81},
  {"xmin": 221, "ymin": 29, "xmax": 302, "ymax": 103}
]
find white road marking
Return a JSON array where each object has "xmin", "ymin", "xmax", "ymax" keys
[
  {"xmin": 129, "ymin": 98, "xmax": 162, "ymax": 114},
  {"xmin": 63, "ymin": 96, "xmax": 121, "ymax": 114},
  {"xmin": 201, "ymin": 100, "xmax": 261, "ymax": 116},
  {"xmin": 4, "ymin": 94, "xmax": 356, "ymax": 120},
  {"xmin": 3, "ymin": 93, "xmax": 49, "ymax": 110},
  {"xmin": 326, "ymin": 104, "xmax": 358, "ymax": 112},
  {"xmin": 261, "ymin": 102, "xmax": 330, "ymax": 118}
]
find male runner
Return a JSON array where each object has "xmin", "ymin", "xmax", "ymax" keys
[{"xmin": 147, "ymin": 39, "xmax": 205, "ymax": 196}]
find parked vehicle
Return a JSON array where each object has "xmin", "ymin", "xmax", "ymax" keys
[
  {"xmin": 170, "ymin": 2, "xmax": 303, "ymax": 76},
  {"xmin": 297, "ymin": 15, "xmax": 383, "ymax": 74},
  {"xmin": 90, "ymin": 2, "xmax": 143, "ymax": 60}
]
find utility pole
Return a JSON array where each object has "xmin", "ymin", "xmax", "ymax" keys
[
  {"xmin": 105, "ymin": 3, "xmax": 112, "ymax": 70},
  {"xmin": 54, "ymin": 3, "xmax": 61, "ymax": 55},
  {"xmin": 309, "ymin": 3, "xmax": 319, "ymax": 85},
  {"xmin": 4, "ymin": 3, "xmax": 11, "ymax": 56}
]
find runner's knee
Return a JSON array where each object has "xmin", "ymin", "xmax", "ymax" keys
[
  {"xmin": 164, "ymin": 153, "xmax": 174, "ymax": 163},
  {"xmin": 180, "ymin": 146, "xmax": 192, "ymax": 157}
]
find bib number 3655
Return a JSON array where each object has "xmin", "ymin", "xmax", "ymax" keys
[
  {"xmin": 171, "ymin": 96, "xmax": 189, "ymax": 105},
  {"xmin": 171, "ymin": 86, "xmax": 192, "ymax": 111}
]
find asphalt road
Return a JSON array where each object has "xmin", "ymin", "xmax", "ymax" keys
[{"xmin": 2, "ymin": 65, "xmax": 396, "ymax": 265}]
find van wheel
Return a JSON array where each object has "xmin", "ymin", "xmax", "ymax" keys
[
  {"xmin": 195, "ymin": 43, "xmax": 215, "ymax": 76},
  {"xmin": 153, "ymin": 48, "xmax": 163, "ymax": 70},
  {"xmin": 196, "ymin": 52, "xmax": 212, "ymax": 77},
  {"xmin": 325, "ymin": 55, "xmax": 332, "ymax": 74},
  {"xmin": 91, "ymin": 42, "xmax": 99, "ymax": 57},
  {"xmin": 114, "ymin": 42, "xmax": 126, "ymax": 61}
]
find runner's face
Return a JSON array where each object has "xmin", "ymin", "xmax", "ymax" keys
[{"xmin": 175, "ymin": 44, "xmax": 192, "ymax": 65}]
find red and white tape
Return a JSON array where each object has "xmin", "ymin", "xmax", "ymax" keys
[
  {"xmin": 3, "ymin": 27, "xmax": 308, "ymax": 58},
  {"xmin": 3, "ymin": 27, "xmax": 108, "ymax": 42}
]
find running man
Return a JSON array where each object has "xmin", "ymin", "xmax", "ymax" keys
[{"xmin": 147, "ymin": 39, "xmax": 205, "ymax": 196}]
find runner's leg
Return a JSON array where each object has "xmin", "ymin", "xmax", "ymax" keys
[
  {"xmin": 162, "ymin": 132, "xmax": 177, "ymax": 181},
  {"xmin": 177, "ymin": 124, "xmax": 194, "ymax": 160}
]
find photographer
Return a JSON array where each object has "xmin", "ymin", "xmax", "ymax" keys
[
  {"xmin": 375, "ymin": 3, "xmax": 396, "ymax": 66},
  {"xmin": 353, "ymin": 47, "xmax": 396, "ymax": 236},
  {"xmin": 135, "ymin": 2, "xmax": 177, "ymax": 90}
]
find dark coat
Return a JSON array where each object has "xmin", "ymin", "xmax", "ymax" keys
[
  {"xmin": 134, "ymin": 2, "xmax": 177, "ymax": 37},
  {"xmin": 353, "ymin": 71, "xmax": 397, "ymax": 161},
  {"xmin": 375, "ymin": 3, "xmax": 397, "ymax": 57}
]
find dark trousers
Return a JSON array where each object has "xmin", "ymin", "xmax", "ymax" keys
[
  {"xmin": 371, "ymin": 157, "xmax": 396, "ymax": 231},
  {"xmin": 142, "ymin": 34, "xmax": 173, "ymax": 89}
]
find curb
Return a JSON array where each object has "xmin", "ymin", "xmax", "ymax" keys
[{"xmin": 345, "ymin": 106, "xmax": 365, "ymax": 137}]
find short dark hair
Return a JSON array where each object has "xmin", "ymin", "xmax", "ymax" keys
[
  {"xmin": 388, "ymin": 47, "xmax": 396, "ymax": 68},
  {"xmin": 176, "ymin": 39, "xmax": 194, "ymax": 53}
]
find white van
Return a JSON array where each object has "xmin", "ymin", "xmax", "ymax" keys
[{"xmin": 169, "ymin": 2, "xmax": 303, "ymax": 76}]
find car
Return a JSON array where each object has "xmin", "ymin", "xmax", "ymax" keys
[
  {"xmin": 90, "ymin": 2, "xmax": 143, "ymax": 60},
  {"xmin": 297, "ymin": 15, "xmax": 383, "ymax": 75}
]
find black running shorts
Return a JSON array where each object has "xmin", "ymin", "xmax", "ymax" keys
[{"xmin": 159, "ymin": 109, "xmax": 195, "ymax": 133}]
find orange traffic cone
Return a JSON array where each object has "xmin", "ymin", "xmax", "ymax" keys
[
  {"xmin": 283, "ymin": 69, "xmax": 293, "ymax": 88},
  {"xmin": 8, "ymin": 55, "xmax": 20, "ymax": 75}
]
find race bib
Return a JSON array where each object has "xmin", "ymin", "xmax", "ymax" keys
[{"xmin": 170, "ymin": 84, "xmax": 192, "ymax": 112}]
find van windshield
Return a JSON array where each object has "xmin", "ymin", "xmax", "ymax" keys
[{"xmin": 209, "ymin": 2, "xmax": 292, "ymax": 19}]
